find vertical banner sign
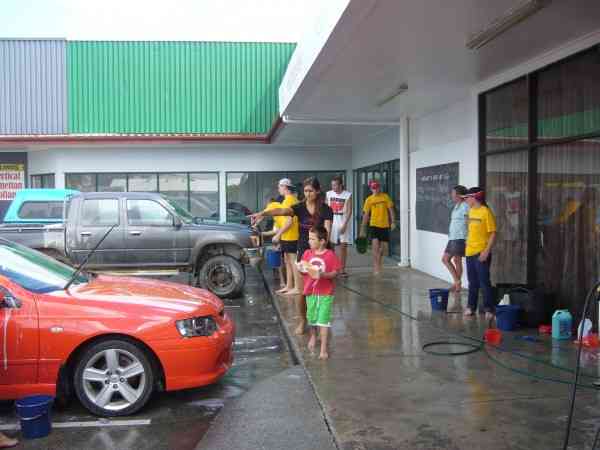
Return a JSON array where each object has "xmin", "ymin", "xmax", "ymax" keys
[
  {"xmin": 0, "ymin": 164, "xmax": 25, "ymax": 201},
  {"xmin": 416, "ymin": 162, "xmax": 459, "ymax": 234}
]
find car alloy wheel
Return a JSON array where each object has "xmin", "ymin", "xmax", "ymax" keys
[{"xmin": 74, "ymin": 340, "xmax": 154, "ymax": 416}]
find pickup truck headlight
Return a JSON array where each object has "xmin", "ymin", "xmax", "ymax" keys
[{"xmin": 176, "ymin": 316, "xmax": 218, "ymax": 337}]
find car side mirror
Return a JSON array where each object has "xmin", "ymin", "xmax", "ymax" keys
[
  {"xmin": 173, "ymin": 216, "xmax": 183, "ymax": 229},
  {"xmin": 1, "ymin": 292, "xmax": 21, "ymax": 309}
]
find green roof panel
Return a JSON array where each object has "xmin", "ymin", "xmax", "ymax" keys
[{"xmin": 67, "ymin": 41, "xmax": 295, "ymax": 135}]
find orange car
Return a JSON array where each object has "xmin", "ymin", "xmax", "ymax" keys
[{"xmin": 0, "ymin": 239, "xmax": 234, "ymax": 417}]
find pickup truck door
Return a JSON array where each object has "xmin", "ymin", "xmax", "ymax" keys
[
  {"xmin": 70, "ymin": 197, "xmax": 126, "ymax": 267},
  {"xmin": 0, "ymin": 281, "xmax": 38, "ymax": 388},
  {"xmin": 124, "ymin": 199, "xmax": 189, "ymax": 266}
]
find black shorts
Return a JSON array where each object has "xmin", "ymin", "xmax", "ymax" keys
[
  {"xmin": 280, "ymin": 240, "xmax": 298, "ymax": 254},
  {"xmin": 369, "ymin": 226, "xmax": 390, "ymax": 242},
  {"xmin": 445, "ymin": 239, "xmax": 466, "ymax": 257}
]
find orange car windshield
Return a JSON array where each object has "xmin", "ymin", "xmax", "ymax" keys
[{"xmin": 0, "ymin": 241, "xmax": 88, "ymax": 293}]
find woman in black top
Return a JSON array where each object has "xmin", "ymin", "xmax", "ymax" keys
[{"xmin": 251, "ymin": 177, "xmax": 333, "ymax": 334}]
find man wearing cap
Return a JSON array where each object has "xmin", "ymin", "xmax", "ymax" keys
[
  {"xmin": 360, "ymin": 180, "xmax": 395, "ymax": 275},
  {"xmin": 273, "ymin": 178, "xmax": 301, "ymax": 295}
]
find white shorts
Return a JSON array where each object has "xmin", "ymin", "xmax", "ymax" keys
[{"xmin": 330, "ymin": 221, "xmax": 351, "ymax": 245}]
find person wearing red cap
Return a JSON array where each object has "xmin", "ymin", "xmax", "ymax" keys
[
  {"xmin": 463, "ymin": 187, "xmax": 497, "ymax": 320},
  {"xmin": 360, "ymin": 180, "xmax": 395, "ymax": 275}
]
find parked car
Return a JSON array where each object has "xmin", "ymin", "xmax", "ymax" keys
[
  {"xmin": 0, "ymin": 192, "xmax": 261, "ymax": 298},
  {"xmin": 0, "ymin": 238, "xmax": 234, "ymax": 416}
]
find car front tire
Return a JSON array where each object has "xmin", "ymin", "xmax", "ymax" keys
[{"xmin": 73, "ymin": 339, "xmax": 155, "ymax": 417}]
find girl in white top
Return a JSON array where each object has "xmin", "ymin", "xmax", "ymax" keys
[{"xmin": 326, "ymin": 175, "xmax": 352, "ymax": 276}]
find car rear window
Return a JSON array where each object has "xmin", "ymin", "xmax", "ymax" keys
[{"xmin": 18, "ymin": 201, "xmax": 64, "ymax": 220}]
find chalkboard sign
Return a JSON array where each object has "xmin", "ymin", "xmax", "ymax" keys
[{"xmin": 416, "ymin": 163, "xmax": 459, "ymax": 234}]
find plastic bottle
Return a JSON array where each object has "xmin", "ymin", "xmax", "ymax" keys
[{"xmin": 552, "ymin": 310, "xmax": 573, "ymax": 340}]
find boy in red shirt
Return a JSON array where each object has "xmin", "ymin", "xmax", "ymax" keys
[{"xmin": 298, "ymin": 226, "xmax": 341, "ymax": 359}]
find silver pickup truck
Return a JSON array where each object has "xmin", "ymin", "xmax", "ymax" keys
[{"xmin": 0, "ymin": 192, "xmax": 261, "ymax": 298}]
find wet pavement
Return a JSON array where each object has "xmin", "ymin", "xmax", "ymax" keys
[
  {"xmin": 269, "ymin": 254, "xmax": 600, "ymax": 450},
  {"xmin": 0, "ymin": 270, "xmax": 294, "ymax": 450}
]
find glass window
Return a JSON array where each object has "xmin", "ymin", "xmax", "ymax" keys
[
  {"xmin": 127, "ymin": 199, "xmax": 173, "ymax": 226},
  {"xmin": 537, "ymin": 48, "xmax": 600, "ymax": 142},
  {"xmin": 81, "ymin": 199, "xmax": 119, "ymax": 226},
  {"xmin": 31, "ymin": 174, "xmax": 55, "ymax": 189},
  {"xmin": 486, "ymin": 152, "xmax": 529, "ymax": 284},
  {"xmin": 98, "ymin": 173, "xmax": 126, "ymax": 192},
  {"xmin": 42, "ymin": 174, "xmax": 55, "ymax": 188},
  {"xmin": 485, "ymin": 78, "xmax": 529, "ymax": 152},
  {"xmin": 227, "ymin": 173, "xmax": 256, "ymax": 223},
  {"xmin": 66, "ymin": 174, "xmax": 96, "ymax": 192},
  {"xmin": 31, "ymin": 175, "xmax": 42, "ymax": 188},
  {"xmin": 159, "ymin": 173, "xmax": 189, "ymax": 212},
  {"xmin": 0, "ymin": 240, "xmax": 87, "ymax": 293},
  {"xmin": 18, "ymin": 201, "xmax": 63, "ymax": 220},
  {"xmin": 257, "ymin": 172, "xmax": 286, "ymax": 210},
  {"xmin": 190, "ymin": 173, "xmax": 219, "ymax": 220},
  {"xmin": 128, "ymin": 173, "xmax": 157, "ymax": 192},
  {"xmin": 537, "ymin": 140, "xmax": 600, "ymax": 320}
]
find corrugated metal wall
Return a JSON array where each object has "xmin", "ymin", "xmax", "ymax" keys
[
  {"xmin": 0, "ymin": 39, "xmax": 67, "ymax": 135},
  {"xmin": 68, "ymin": 41, "xmax": 296, "ymax": 135}
]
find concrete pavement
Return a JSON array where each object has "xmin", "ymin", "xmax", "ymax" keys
[{"xmin": 267, "ymin": 251, "xmax": 600, "ymax": 450}]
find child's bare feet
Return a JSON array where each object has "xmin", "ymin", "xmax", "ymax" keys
[
  {"xmin": 319, "ymin": 351, "xmax": 329, "ymax": 360},
  {"xmin": 276, "ymin": 287, "xmax": 289, "ymax": 294},
  {"xmin": 308, "ymin": 336, "xmax": 316, "ymax": 352},
  {"xmin": 283, "ymin": 289, "xmax": 301, "ymax": 296},
  {"xmin": 463, "ymin": 308, "xmax": 474, "ymax": 317}
]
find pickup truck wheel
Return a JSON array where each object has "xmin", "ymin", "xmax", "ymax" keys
[
  {"xmin": 73, "ymin": 340, "xmax": 154, "ymax": 417},
  {"xmin": 198, "ymin": 255, "xmax": 245, "ymax": 298}
]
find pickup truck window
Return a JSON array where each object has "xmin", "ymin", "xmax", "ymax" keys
[
  {"xmin": 127, "ymin": 199, "xmax": 173, "ymax": 226},
  {"xmin": 0, "ymin": 241, "xmax": 87, "ymax": 293},
  {"xmin": 18, "ymin": 201, "xmax": 63, "ymax": 220},
  {"xmin": 81, "ymin": 199, "xmax": 119, "ymax": 227}
]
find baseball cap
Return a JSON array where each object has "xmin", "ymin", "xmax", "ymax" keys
[
  {"xmin": 278, "ymin": 178, "xmax": 293, "ymax": 188},
  {"xmin": 368, "ymin": 180, "xmax": 381, "ymax": 190}
]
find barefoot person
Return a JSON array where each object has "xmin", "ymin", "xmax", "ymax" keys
[
  {"xmin": 326, "ymin": 175, "xmax": 352, "ymax": 277},
  {"xmin": 273, "ymin": 179, "xmax": 301, "ymax": 295},
  {"xmin": 250, "ymin": 177, "xmax": 333, "ymax": 334},
  {"xmin": 360, "ymin": 180, "xmax": 395, "ymax": 275},
  {"xmin": 463, "ymin": 187, "xmax": 497, "ymax": 320},
  {"xmin": 0, "ymin": 432, "xmax": 18, "ymax": 448},
  {"xmin": 442, "ymin": 185, "xmax": 469, "ymax": 310},
  {"xmin": 298, "ymin": 226, "xmax": 341, "ymax": 359}
]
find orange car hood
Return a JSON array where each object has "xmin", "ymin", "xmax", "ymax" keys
[{"xmin": 63, "ymin": 275, "xmax": 223, "ymax": 317}]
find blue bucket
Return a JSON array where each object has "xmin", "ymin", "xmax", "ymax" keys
[
  {"xmin": 15, "ymin": 395, "xmax": 53, "ymax": 439},
  {"xmin": 265, "ymin": 248, "xmax": 282, "ymax": 268},
  {"xmin": 429, "ymin": 289, "xmax": 449, "ymax": 311},
  {"xmin": 496, "ymin": 305, "xmax": 521, "ymax": 331}
]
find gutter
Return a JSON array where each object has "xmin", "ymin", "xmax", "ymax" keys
[{"xmin": 0, "ymin": 133, "xmax": 269, "ymax": 146}]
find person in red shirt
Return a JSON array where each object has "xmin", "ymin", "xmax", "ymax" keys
[{"xmin": 297, "ymin": 226, "xmax": 341, "ymax": 360}]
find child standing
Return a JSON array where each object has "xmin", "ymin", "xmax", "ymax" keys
[{"xmin": 298, "ymin": 226, "xmax": 341, "ymax": 360}]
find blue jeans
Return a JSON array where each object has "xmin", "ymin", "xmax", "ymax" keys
[{"xmin": 466, "ymin": 254, "xmax": 494, "ymax": 313}]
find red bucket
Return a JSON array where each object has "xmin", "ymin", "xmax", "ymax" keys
[{"xmin": 484, "ymin": 329, "xmax": 502, "ymax": 346}]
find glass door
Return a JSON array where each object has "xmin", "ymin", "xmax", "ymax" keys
[{"xmin": 354, "ymin": 160, "xmax": 400, "ymax": 258}]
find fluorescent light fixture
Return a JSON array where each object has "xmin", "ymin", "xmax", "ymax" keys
[
  {"xmin": 466, "ymin": 0, "xmax": 551, "ymax": 50},
  {"xmin": 376, "ymin": 83, "xmax": 408, "ymax": 108}
]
